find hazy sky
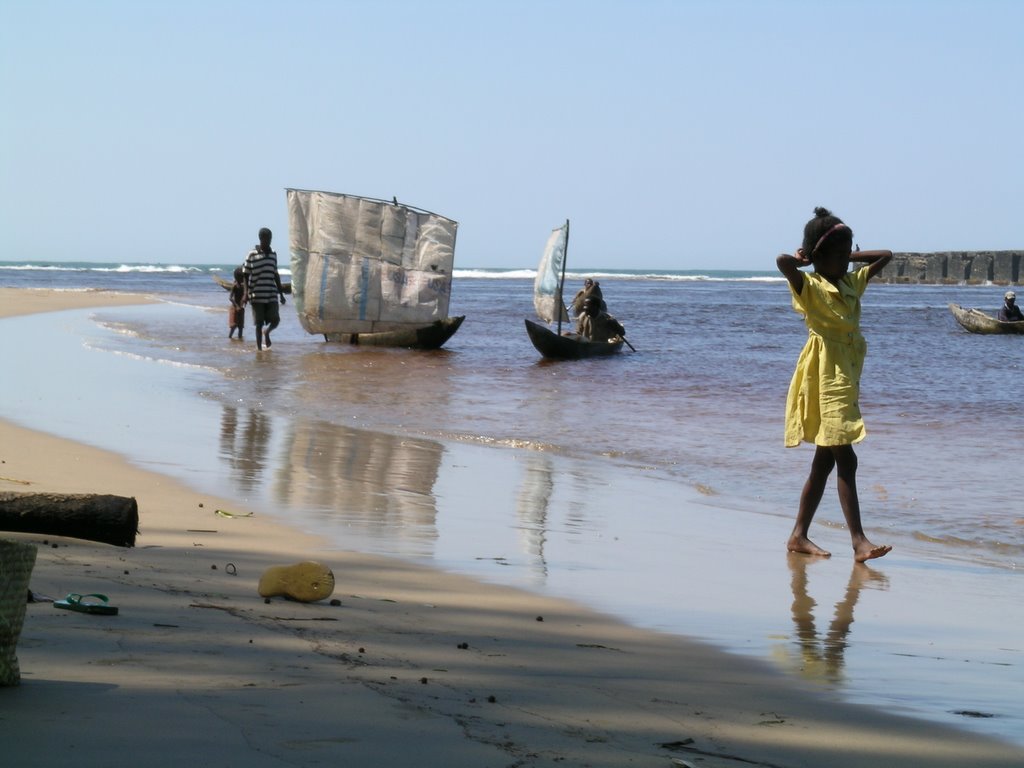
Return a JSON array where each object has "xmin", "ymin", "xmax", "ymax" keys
[{"xmin": 2, "ymin": 0, "xmax": 1021, "ymax": 270}]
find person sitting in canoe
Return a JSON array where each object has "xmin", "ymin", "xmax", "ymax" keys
[
  {"xmin": 575, "ymin": 295, "xmax": 625, "ymax": 342},
  {"xmin": 998, "ymin": 290, "xmax": 1023, "ymax": 322},
  {"xmin": 570, "ymin": 278, "xmax": 608, "ymax": 316}
]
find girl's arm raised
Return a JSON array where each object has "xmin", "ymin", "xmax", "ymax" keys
[
  {"xmin": 852, "ymin": 250, "xmax": 893, "ymax": 280},
  {"xmin": 776, "ymin": 249, "xmax": 812, "ymax": 294}
]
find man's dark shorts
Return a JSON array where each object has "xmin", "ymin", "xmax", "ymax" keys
[{"xmin": 252, "ymin": 301, "xmax": 280, "ymax": 327}]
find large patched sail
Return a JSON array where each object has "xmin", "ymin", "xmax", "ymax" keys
[{"xmin": 287, "ymin": 189, "xmax": 458, "ymax": 336}]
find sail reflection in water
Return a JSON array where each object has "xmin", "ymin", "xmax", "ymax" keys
[
  {"xmin": 219, "ymin": 406, "xmax": 273, "ymax": 493},
  {"xmin": 217, "ymin": 404, "xmax": 445, "ymax": 552},
  {"xmin": 274, "ymin": 419, "xmax": 445, "ymax": 548},
  {"xmin": 514, "ymin": 453, "xmax": 555, "ymax": 583}
]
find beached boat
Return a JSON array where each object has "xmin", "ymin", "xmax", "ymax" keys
[
  {"xmin": 285, "ymin": 189, "xmax": 464, "ymax": 349},
  {"xmin": 948, "ymin": 303, "xmax": 1024, "ymax": 335},
  {"xmin": 525, "ymin": 220, "xmax": 624, "ymax": 359}
]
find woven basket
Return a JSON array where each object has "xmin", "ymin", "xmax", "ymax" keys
[{"xmin": 0, "ymin": 539, "xmax": 38, "ymax": 686}]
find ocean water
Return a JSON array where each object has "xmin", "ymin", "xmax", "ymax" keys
[
  {"xmin": 4, "ymin": 261, "xmax": 1019, "ymax": 569},
  {"xmin": 2, "ymin": 260, "xmax": 1023, "ymax": 746}
]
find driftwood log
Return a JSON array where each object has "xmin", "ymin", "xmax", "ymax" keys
[{"xmin": 0, "ymin": 493, "xmax": 138, "ymax": 547}]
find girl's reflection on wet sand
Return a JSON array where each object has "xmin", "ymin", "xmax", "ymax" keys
[{"xmin": 786, "ymin": 553, "xmax": 890, "ymax": 684}]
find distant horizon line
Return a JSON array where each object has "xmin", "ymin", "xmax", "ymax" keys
[{"xmin": 0, "ymin": 259, "xmax": 777, "ymax": 276}]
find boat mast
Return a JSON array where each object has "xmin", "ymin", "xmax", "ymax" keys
[{"xmin": 557, "ymin": 219, "xmax": 569, "ymax": 335}]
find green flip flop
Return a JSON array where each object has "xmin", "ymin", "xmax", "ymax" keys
[{"xmin": 54, "ymin": 593, "xmax": 119, "ymax": 616}]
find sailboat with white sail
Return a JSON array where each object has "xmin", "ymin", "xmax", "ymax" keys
[
  {"xmin": 286, "ymin": 189, "xmax": 464, "ymax": 348},
  {"xmin": 524, "ymin": 220, "xmax": 624, "ymax": 359}
]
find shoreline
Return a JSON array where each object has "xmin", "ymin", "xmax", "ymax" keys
[{"xmin": 1, "ymin": 288, "xmax": 1021, "ymax": 766}]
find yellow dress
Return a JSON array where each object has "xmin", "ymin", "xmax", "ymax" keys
[{"xmin": 785, "ymin": 267, "xmax": 871, "ymax": 447}]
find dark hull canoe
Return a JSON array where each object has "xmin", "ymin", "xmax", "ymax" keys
[
  {"xmin": 216, "ymin": 275, "xmax": 459, "ymax": 348},
  {"xmin": 326, "ymin": 316, "xmax": 465, "ymax": 349},
  {"xmin": 524, "ymin": 318, "xmax": 624, "ymax": 359},
  {"xmin": 949, "ymin": 303, "xmax": 1024, "ymax": 335}
]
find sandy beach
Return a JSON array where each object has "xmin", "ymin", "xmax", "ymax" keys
[{"xmin": 1, "ymin": 289, "xmax": 1021, "ymax": 767}]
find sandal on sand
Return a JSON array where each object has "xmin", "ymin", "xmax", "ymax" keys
[
  {"xmin": 257, "ymin": 561, "xmax": 335, "ymax": 602},
  {"xmin": 54, "ymin": 593, "xmax": 119, "ymax": 616}
]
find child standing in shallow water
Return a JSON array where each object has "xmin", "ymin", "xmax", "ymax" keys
[
  {"xmin": 228, "ymin": 267, "xmax": 247, "ymax": 340},
  {"xmin": 776, "ymin": 207, "xmax": 893, "ymax": 563}
]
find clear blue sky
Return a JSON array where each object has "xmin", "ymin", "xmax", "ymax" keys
[{"xmin": 2, "ymin": 0, "xmax": 1021, "ymax": 270}]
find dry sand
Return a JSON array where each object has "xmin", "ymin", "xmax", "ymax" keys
[{"xmin": 1, "ymin": 288, "xmax": 1021, "ymax": 767}]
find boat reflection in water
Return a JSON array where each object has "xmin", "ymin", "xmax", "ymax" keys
[
  {"xmin": 218, "ymin": 406, "xmax": 273, "ymax": 495},
  {"xmin": 218, "ymin": 405, "xmax": 445, "ymax": 554},
  {"xmin": 514, "ymin": 453, "xmax": 555, "ymax": 582}
]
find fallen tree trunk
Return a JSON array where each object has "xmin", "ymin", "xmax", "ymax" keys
[{"xmin": 0, "ymin": 493, "xmax": 138, "ymax": 547}]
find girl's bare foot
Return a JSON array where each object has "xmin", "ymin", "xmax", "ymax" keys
[
  {"xmin": 854, "ymin": 541, "xmax": 892, "ymax": 562},
  {"xmin": 787, "ymin": 535, "xmax": 831, "ymax": 557}
]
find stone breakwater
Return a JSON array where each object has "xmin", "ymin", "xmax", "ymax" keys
[{"xmin": 876, "ymin": 250, "xmax": 1022, "ymax": 285}]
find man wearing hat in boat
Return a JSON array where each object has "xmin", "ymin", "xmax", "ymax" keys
[
  {"xmin": 570, "ymin": 278, "xmax": 608, "ymax": 317},
  {"xmin": 575, "ymin": 295, "xmax": 625, "ymax": 342},
  {"xmin": 997, "ymin": 290, "xmax": 1024, "ymax": 322}
]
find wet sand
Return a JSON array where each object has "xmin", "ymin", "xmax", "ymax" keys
[{"xmin": 0, "ymin": 287, "xmax": 1021, "ymax": 766}]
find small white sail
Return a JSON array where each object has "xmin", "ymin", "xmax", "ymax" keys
[
  {"xmin": 533, "ymin": 222, "xmax": 570, "ymax": 324},
  {"xmin": 287, "ymin": 189, "xmax": 458, "ymax": 336}
]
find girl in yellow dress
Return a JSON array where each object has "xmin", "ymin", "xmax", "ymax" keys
[{"xmin": 776, "ymin": 207, "xmax": 893, "ymax": 562}]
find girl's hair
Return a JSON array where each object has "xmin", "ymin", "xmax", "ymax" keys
[{"xmin": 801, "ymin": 206, "xmax": 853, "ymax": 260}]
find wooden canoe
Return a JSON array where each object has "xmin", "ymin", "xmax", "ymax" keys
[
  {"xmin": 948, "ymin": 303, "xmax": 1024, "ymax": 335},
  {"xmin": 217, "ymin": 274, "xmax": 460, "ymax": 349},
  {"xmin": 524, "ymin": 318, "xmax": 624, "ymax": 359},
  {"xmin": 326, "ymin": 316, "xmax": 465, "ymax": 349}
]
